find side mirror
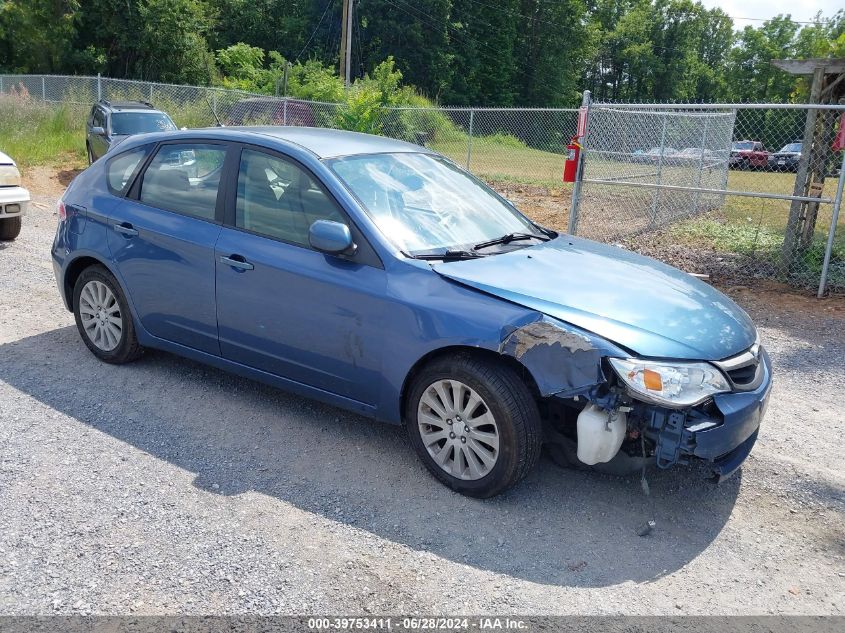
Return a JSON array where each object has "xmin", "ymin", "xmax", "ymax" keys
[
  {"xmin": 91, "ymin": 126, "xmax": 106, "ymax": 136},
  {"xmin": 309, "ymin": 220, "xmax": 355, "ymax": 256}
]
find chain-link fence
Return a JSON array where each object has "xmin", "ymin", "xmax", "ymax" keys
[
  {"xmin": 0, "ymin": 74, "xmax": 577, "ymax": 187},
  {"xmin": 574, "ymin": 99, "xmax": 845, "ymax": 294},
  {"xmin": 2, "ymin": 74, "xmax": 843, "ymax": 293}
]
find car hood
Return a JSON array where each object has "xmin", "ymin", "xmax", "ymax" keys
[{"xmin": 432, "ymin": 237, "xmax": 756, "ymax": 360}]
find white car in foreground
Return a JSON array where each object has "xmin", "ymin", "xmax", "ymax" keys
[{"xmin": 0, "ymin": 150, "xmax": 29, "ymax": 241}]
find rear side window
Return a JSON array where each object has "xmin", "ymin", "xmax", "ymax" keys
[
  {"xmin": 93, "ymin": 109, "xmax": 105, "ymax": 128},
  {"xmin": 107, "ymin": 146, "xmax": 152, "ymax": 195},
  {"xmin": 139, "ymin": 143, "xmax": 227, "ymax": 221}
]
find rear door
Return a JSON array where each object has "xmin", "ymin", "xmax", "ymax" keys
[
  {"xmin": 108, "ymin": 141, "xmax": 231, "ymax": 355},
  {"xmin": 214, "ymin": 145, "xmax": 387, "ymax": 405},
  {"xmin": 91, "ymin": 108, "xmax": 108, "ymax": 159}
]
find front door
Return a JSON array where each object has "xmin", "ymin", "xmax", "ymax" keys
[
  {"xmin": 108, "ymin": 142, "xmax": 229, "ymax": 355},
  {"xmin": 214, "ymin": 147, "xmax": 386, "ymax": 404}
]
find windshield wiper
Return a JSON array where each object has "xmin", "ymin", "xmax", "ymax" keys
[
  {"xmin": 472, "ymin": 232, "xmax": 550, "ymax": 251},
  {"xmin": 410, "ymin": 249, "xmax": 485, "ymax": 261}
]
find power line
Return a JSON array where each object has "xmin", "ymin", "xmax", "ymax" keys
[
  {"xmin": 729, "ymin": 16, "xmax": 834, "ymax": 25},
  {"xmin": 385, "ymin": 0, "xmax": 550, "ymax": 77},
  {"xmin": 294, "ymin": 0, "xmax": 336, "ymax": 62},
  {"xmin": 381, "ymin": 0, "xmax": 506, "ymax": 67}
]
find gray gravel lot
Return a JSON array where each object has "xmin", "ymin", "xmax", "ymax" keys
[{"xmin": 1, "ymin": 196, "xmax": 843, "ymax": 615}]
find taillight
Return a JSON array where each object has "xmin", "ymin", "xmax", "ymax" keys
[{"xmin": 57, "ymin": 199, "xmax": 67, "ymax": 222}]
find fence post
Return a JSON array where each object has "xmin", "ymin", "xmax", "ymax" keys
[
  {"xmin": 150, "ymin": 83, "xmax": 154, "ymax": 102},
  {"xmin": 97, "ymin": 73, "xmax": 102, "ymax": 101},
  {"xmin": 650, "ymin": 112, "xmax": 668, "ymax": 225},
  {"xmin": 693, "ymin": 116, "xmax": 711, "ymax": 213},
  {"xmin": 0, "ymin": 75, "xmax": 4, "ymax": 94},
  {"xmin": 465, "ymin": 109, "xmax": 475, "ymax": 170},
  {"xmin": 212, "ymin": 90, "xmax": 218, "ymax": 120},
  {"xmin": 568, "ymin": 90, "xmax": 592, "ymax": 235},
  {"xmin": 817, "ymin": 150, "xmax": 845, "ymax": 297},
  {"xmin": 783, "ymin": 68, "xmax": 824, "ymax": 272},
  {"xmin": 283, "ymin": 99, "xmax": 288, "ymax": 125},
  {"xmin": 41, "ymin": 76, "xmax": 46, "ymax": 102}
]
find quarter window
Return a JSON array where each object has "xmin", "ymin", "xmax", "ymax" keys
[
  {"xmin": 92, "ymin": 109, "xmax": 105, "ymax": 128},
  {"xmin": 236, "ymin": 148, "xmax": 344, "ymax": 246},
  {"xmin": 107, "ymin": 146, "xmax": 152, "ymax": 195},
  {"xmin": 140, "ymin": 144, "xmax": 227, "ymax": 221}
]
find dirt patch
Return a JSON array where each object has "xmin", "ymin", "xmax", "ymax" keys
[
  {"xmin": 491, "ymin": 181, "xmax": 572, "ymax": 234},
  {"xmin": 22, "ymin": 164, "xmax": 83, "ymax": 199},
  {"xmin": 720, "ymin": 280, "xmax": 845, "ymax": 318}
]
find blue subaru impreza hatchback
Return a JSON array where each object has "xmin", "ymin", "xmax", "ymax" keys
[{"xmin": 52, "ymin": 127, "xmax": 771, "ymax": 497}]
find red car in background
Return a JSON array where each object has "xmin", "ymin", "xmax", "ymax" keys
[
  {"xmin": 226, "ymin": 97, "xmax": 315, "ymax": 127},
  {"xmin": 729, "ymin": 140, "xmax": 769, "ymax": 170}
]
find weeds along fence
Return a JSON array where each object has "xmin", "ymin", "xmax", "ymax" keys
[
  {"xmin": 0, "ymin": 74, "xmax": 578, "ymax": 186},
  {"xmin": 1, "ymin": 74, "xmax": 843, "ymax": 293}
]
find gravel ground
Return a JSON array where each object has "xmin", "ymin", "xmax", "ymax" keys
[{"xmin": 0, "ymin": 181, "xmax": 843, "ymax": 616}]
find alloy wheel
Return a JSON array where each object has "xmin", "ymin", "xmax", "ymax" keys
[
  {"xmin": 417, "ymin": 379, "xmax": 500, "ymax": 480},
  {"xmin": 79, "ymin": 280, "xmax": 123, "ymax": 352}
]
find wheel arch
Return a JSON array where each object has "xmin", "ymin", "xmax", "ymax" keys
[
  {"xmin": 63, "ymin": 255, "xmax": 118, "ymax": 311},
  {"xmin": 399, "ymin": 345, "xmax": 542, "ymax": 423}
]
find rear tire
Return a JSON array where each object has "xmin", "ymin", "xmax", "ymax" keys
[
  {"xmin": 73, "ymin": 265, "xmax": 143, "ymax": 364},
  {"xmin": 0, "ymin": 216, "xmax": 22, "ymax": 241},
  {"xmin": 406, "ymin": 354, "xmax": 541, "ymax": 498}
]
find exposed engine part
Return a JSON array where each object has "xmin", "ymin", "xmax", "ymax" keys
[{"xmin": 576, "ymin": 404, "xmax": 626, "ymax": 465}]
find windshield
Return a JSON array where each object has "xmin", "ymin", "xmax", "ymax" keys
[
  {"xmin": 329, "ymin": 152, "xmax": 542, "ymax": 255},
  {"xmin": 732, "ymin": 141, "xmax": 754, "ymax": 150},
  {"xmin": 779, "ymin": 143, "xmax": 802, "ymax": 153},
  {"xmin": 111, "ymin": 112, "xmax": 176, "ymax": 135}
]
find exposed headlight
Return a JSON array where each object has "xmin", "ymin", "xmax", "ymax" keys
[
  {"xmin": 608, "ymin": 358, "xmax": 731, "ymax": 408},
  {"xmin": 0, "ymin": 164, "xmax": 21, "ymax": 187}
]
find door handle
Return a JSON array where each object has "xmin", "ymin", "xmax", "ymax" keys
[
  {"xmin": 114, "ymin": 223, "xmax": 138, "ymax": 237},
  {"xmin": 220, "ymin": 255, "xmax": 254, "ymax": 271}
]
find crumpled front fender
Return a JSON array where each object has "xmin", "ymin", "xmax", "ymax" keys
[{"xmin": 498, "ymin": 315, "xmax": 626, "ymax": 397}]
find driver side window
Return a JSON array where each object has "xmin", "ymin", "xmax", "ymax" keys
[{"xmin": 236, "ymin": 148, "xmax": 344, "ymax": 246}]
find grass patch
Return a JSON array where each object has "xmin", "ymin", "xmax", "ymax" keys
[
  {"xmin": 430, "ymin": 138, "xmax": 566, "ymax": 189},
  {"xmin": 669, "ymin": 216, "xmax": 784, "ymax": 257},
  {"xmin": 0, "ymin": 96, "xmax": 87, "ymax": 167}
]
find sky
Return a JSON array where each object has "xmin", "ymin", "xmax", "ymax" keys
[{"xmin": 698, "ymin": 0, "xmax": 842, "ymax": 25}]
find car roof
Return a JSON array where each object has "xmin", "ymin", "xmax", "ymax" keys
[
  {"xmin": 98, "ymin": 100, "xmax": 162, "ymax": 113},
  {"xmin": 109, "ymin": 126, "xmax": 433, "ymax": 160},
  {"xmin": 230, "ymin": 126, "xmax": 430, "ymax": 159}
]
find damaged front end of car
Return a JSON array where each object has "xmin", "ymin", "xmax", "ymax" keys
[{"xmin": 499, "ymin": 316, "xmax": 772, "ymax": 482}]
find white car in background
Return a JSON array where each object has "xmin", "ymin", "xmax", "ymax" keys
[{"xmin": 0, "ymin": 150, "xmax": 29, "ymax": 241}]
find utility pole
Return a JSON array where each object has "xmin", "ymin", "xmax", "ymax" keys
[{"xmin": 339, "ymin": 0, "xmax": 353, "ymax": 87}]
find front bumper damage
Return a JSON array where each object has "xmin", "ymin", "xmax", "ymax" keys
[
  {"xmin": 640, "ymin": 347, "xmax": 772, "ymax": 481},
  {"xmin": 545, "ymin": 345, "xmax": 772, "ymax": 481}
]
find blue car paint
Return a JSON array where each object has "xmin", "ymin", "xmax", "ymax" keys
[
  {"xmin": 52, "ymin": 126, "xmax": 772, "ymax": 477},
  {"xmin": 433, "ymin": 235, "xmax": 757, "ymax": 361},
  {"xmin": 108, "ymin": 198, "xmax": 223, "ymax": 355}
]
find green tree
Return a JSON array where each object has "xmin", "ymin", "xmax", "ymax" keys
[
  {"xmin": 356, "ymin": 0, "xmax": 452, "ymax": 100},
  {"xmin": 516, "ymin": 0, "xmax": 592, "ymax": 106},
  {"xmin": 443, "ymin": 0, "xmax": 518, "ymax": 106},
  {"xmin": 0, "ymin": 0, "xmax": 80, "ymax": 73}
]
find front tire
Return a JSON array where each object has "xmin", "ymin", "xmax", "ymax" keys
[
  {"xmin": 73, "ymin": 265, "xmax": 142, "ymax": 364},
  {"xmin": 0, "ymin": 216, "xmax": 22, "ymax": 241},
  {"xmin": 406, "ymin": 354, "xmax": 541, "ymax": 498}
]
